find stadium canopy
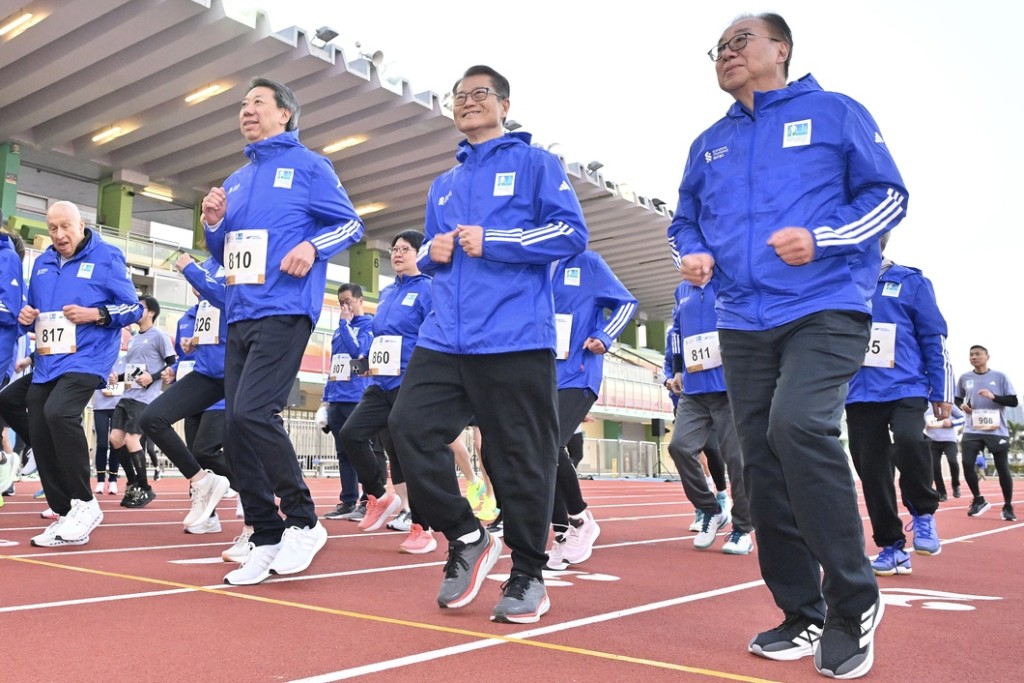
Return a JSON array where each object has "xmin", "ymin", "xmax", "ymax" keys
[{"xmin": 0, "ymin": 0, "xmax": 678, "ymax": 323}]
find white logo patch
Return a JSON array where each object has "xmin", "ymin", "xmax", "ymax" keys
[
  {"xmin": 77, "ymin": 263, "xmax": 95, "ymax": 279},
  {"xmin": 493, "ymin": 172, "xmax": 515, "ymax": 197},
  {"xmin": 563, "ymin": 267, "xmax": 581, "ymax": 287},
  {"xmin": 274, "ymin": 168, "xmax": 294, "ymax": 189},
  {"xmin": 874, "ymin": 132, "xmax": 885, "ymax": 144},
  {"xmin": 705, "ymin": 146, "xmax": 729, "ymax": 163},
  {"xmin": 783, "ymin": 119, "xmax": 812, "ymax": 148},
  {"xmin": 881, "ymin": 282, "xmax": 901, "ymax": 297},
  {"xmin": 558, "ymin": 180, "xmax": 570, "ymax": 191},
  {"xmin": 401, "ymin": 292, "xmax": 418, "ymax": 306},
  {"xmin": 438, "ymin": 191, "xmax": 451, "ymax": 206},
  {"xmin": 227, "ymin": 183, "xmax": 241, "ymax": 194}
]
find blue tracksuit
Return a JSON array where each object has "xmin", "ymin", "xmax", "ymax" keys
[{"xmin": 27, "ymin": 228, "xmax": 142, "ymax": 385}]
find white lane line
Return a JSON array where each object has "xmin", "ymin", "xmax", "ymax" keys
[{"xmin": 288, "ymin": 579, "xmax": 768, "ymax": 682}]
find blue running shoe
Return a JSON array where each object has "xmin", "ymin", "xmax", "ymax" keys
[
  {"xmin": 909, "ymin": 513, "xmax": 941, "ymax": 555},
  {"xmin": 871, "ymin": 540, "xmax": 912, "ymax": 576}
]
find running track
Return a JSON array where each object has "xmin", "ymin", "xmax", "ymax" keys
[{"xmin": 2, "ymin": 477, "xmax": 1020, "ymax": 682}]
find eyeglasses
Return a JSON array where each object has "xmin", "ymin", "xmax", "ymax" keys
[
  {"xmin": 707, "ymin": 32, "xmax": 781, "ymax": 62},
  {"xmin": 452, "ymin": 87, "xmax": 504, "ymax": 107},
  {"xmin": 388, "ymin": 246, "xmax": 414, "ymax": 255}
]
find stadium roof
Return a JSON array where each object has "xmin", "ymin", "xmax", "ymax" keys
[{"xmin": 0, "ymin": 0, "xmax": 678, "ymax": 322}]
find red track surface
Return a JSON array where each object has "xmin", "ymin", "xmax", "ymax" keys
[{"xmin": 2, "ymin": 477, "xmax": 1020, "ymax": 682}]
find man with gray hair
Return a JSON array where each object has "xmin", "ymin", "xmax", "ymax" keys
[
  {"xmin": 202, "ymin": 77, "xmax": 364, "ymax": 585},
  {"xmin": 668, "ymin": 12, "xmax": 908, "ymax": 679}
]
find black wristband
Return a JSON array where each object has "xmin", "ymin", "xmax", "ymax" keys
[{"xmin": 96, "ymin": 307, "xmax": 112, "ymax": 327}]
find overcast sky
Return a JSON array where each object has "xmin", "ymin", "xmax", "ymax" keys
[{"xmin": 237, "ymin": 0, "xmax": 1024, "ymax": 391}]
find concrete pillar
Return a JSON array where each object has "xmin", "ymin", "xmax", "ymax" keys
[
  {"xmin": 646, "ymin": 319, "xmax": 668, "ymax": 353},
  {"xmin": 348, "ymin": 242, "xmax": 383, "ymax": 300},
  {"xmin": 96, "ymin": 179, "xmax": 134, "ymax": 232},
  {"xmin": 0, "ymin": 142, "xmax": 21, "ymax": 222}
]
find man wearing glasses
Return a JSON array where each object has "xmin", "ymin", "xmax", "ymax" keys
[
  {"xmin": 389, "ymin": 65, "xmax": 587, "ymax": 624},
  {"xmin": 668, "ymin": 13, "xmax": 908, "ymax": 679}
]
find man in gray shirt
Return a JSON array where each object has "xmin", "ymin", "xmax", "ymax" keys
[{"xmin": 109, "ymin": 295, "xmax": 175, "ymax": 508}]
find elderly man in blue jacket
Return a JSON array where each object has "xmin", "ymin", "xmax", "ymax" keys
[
  {"xmin": 20, "ymin": 201, "xmax": 142, "ymax": 547},
  {"xmin": 668, "ymin": 12, "xmax": 909, "ymax": 679}
]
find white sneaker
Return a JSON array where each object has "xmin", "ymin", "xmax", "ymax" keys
[
  {"xmin": 688, "ymin": 509, "xmax": 705, "ymax": 532},
  {"xmin": 545, "ymin": 536, "xmax": 569, "ymax": 570},
  {"xmin": 694, "ymin": 508, "xmax": 731, "ymax": 550},
  {"xmin": 94, "ymin": 481, "xmax": 105, "ymax": 495},
  {"xmin": 21, "ymin": 448, "xmax": 37, "ymax": 476},
  {"xmin": 40, "ymin": 507, "xmax": 59, "ymax": 519},
  {"xmin": 58, "ymin": 498, "xmax": 104, "ymax": 541},
  {"xmin": 31, "ymin": 520, "xmax": 89, "ymax": 547},
  {"xmin": 268, "ymin": 522, "xmax": 328, "ymax": 576},
  {"xmin": 108, "ymin": 481, "xmax": 119, "ymax": 495},
  {"xmin": 387, "ymin": 509, "xmax": 412, "ymax": 532},
  {"xmin": 722, "ymin": 529, "xmax": 754, "ymax": 555},
  {"xmin": 561, "ymin": 510, "xmax": 601, "ymax": 564},
  {"xmin": 183, "ymin": 472, "xmax": 231, "ymax": 528},
  {"xmin": 223, "ymin": 542, "xmax": 281, "ymax": 585},
  {"xmin": 223, "ymin": 487, "xmax": 238, "ymax": 498},
  {"xmin": 222, "ymin": 525, "xmax": 254, "ymax": 562},
  {"xmin": 0, "ymin": 452, "xmax": 18, "ymax": 493},
  {"xmin": 185, "ymin": 513, "xmax": 223, "ymax": 535}
]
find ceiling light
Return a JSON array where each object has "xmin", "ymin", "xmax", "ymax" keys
[
  {"xmin": 185, "ymin": 83, "xmax": 225, "ymax": 104},
  {"xmin": 322, "ymin": 135, "xmax": 367, "ymax": 154},
  {"xmin": 140, "ymin": 187, "xmax": 173, "ymax": 202},
  {"xmin": 0, "ymin": 12, "xmax": 32, "ymax": 36},
  {"xmin": 355, "ymin": 202, "xmax": 386, "ymax": 216},
  {"xmin": 91, "ymin": 126, "xmax": 125, "ymax": 144}
]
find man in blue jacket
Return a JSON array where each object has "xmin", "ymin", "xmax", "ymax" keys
[
  {"xmin": 668, "ymin": 13, "xmax": 907, "ymax": 679},
  {"xmin": 667, "ymin": 279, "xmax": 752, "ymax": 555},
  {"xmin": 20, "ymin": 201, "xmax": 142, "ymax": 547},
  {"xmin": 317, "ymin": 283, "xmax": 373, "ymax": 522},
  {"xmin": 202, "ymin": 77, "xmax": 364, "ymax": 585},
  {"xmin": 846, "ymin": 245, "xmax": 953, "ymax": 576},
  {"xmin": 389, "ymin": 65, "xmax": 588, "ymax": 624}
]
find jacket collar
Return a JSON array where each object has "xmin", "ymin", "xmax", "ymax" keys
[
  {"xmin": 456, "ymin": 131, "xmax": 532, "ymax": 163},
  {"xmin": 727, "ymin": 73, "xmax": 822, "ymax": 119},
  {"xmin": 244, "ymin": 130, "xmax": 303, "ymax": 163}
]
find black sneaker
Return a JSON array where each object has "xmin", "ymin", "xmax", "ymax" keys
[
  {"xmin": 1002, "ymin": 505, "xmax": 1017, "ymax": 522},
  {"xmin": 124, "ymin": 487, "xmax": 156, "ymax": 509},
  {"xmin": 491, "ymin": 574, "xmax": 550, "ymax": 624},
  {"xmin": 120, "ymin": 484, "xmax": 140, "ymax": 507},
  {"xmin": 323, "ymin": 502, "xmax": 356, "ymax": 520},
  {"xmin": 967, "ymin": 496, "xmax": 991, "ymax": 517},
  {"xmin": 814, "ymin": 597, "xmax": 884, "ymax": 679},
  {"xmin": 938, "ymin": 492, "xmax": 947, "ymax": 502},
  {"xmin": 952, "ymin": 486, "xmax": 961, "ymax": 498},
  {"xmin": 748, "ymin": 614, "xmax": 823, "ymax": 661},
  {"xmin": 437, "ymin": 530, "xmax": 502, "ymax": 609}
]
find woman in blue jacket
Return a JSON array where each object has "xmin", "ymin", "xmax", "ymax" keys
[{"xmin": 339, "ymin": 230, "xmax": 436, "ymax": 553}]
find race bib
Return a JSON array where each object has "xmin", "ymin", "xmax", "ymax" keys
[
  {"xmin": 862, "ymin": 323, "xmax": 896, "ymax": 368},
  {"xmin": 35, "ymin": 311, "xmax": 77, "ymax": 355},
  {"xmin": 683, "ymin": 331, "xmax": 722, "ymax": 372},
  {"xmin": 368, "ymin": 335, "xmax": 401, "ymax": 376},
  {"xmin": 102, "ymin": 381, "xmax": 124, "ymax": 397},
  {"xmin": 554, "ymin": 313, "xmax": 573, "ymax": 360},
  {"xmin": 971, "ymin": 408, "xmax": 1000, "ymax": 431},
  {"xmin": 176, "ymin": 360, "xmax": 195, "ymax": 380},
  {"xmin": 329, "ymin": 353, "xmax": 351, "ymax": 381},
  {"xmin": 225, "ymin": 229, "xmax": 268, "ymax": 285},
  {"xmin": 125, "ymin": 363, "xmax": 147, "ymax": 387},
  {"xmin": 193, "ymin": 300, "xmax": 221, "ymax": 345}
]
